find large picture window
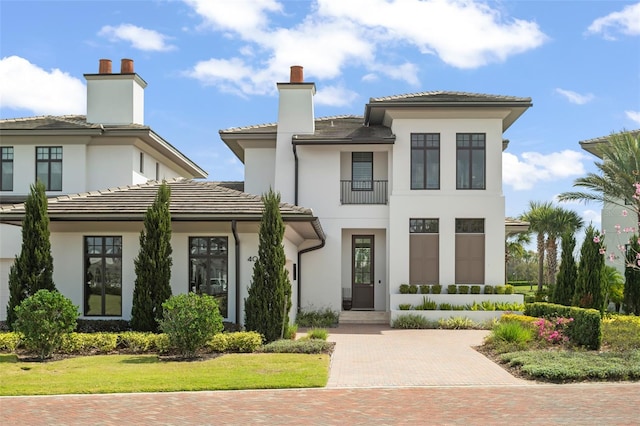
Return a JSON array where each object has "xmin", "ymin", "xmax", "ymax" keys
[
  {"xmin": 84, "ymin": 236, "xmax": 122, "ymax": 316},
  {"xmin": 36, "ymin": 146, "xmax": 62, "ymax": 191},
  {"xmin": 352, "ymin": 152, "xmax": 373, "ymax": 190},
  {"xmin": 411, "ymin": 134, "xmax": 440, "ymax": 189},
  {"xmin": 189, "ymin": 237, "xmax": 228, "ymax": 318},
  {"xmin": 1, "ymin": 146, "xmax": 13, "ymax": 191},
  {"xmin": 456, "ymin": 134, "xmax": 485, "ymax": 189}
]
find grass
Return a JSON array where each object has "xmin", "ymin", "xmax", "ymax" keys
[{"xmin": 0, "ymin": 353, "xmax": 329, "ymax": 396}]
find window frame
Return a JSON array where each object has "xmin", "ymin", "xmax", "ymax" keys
[
  {"xmin": 1, "ymin": 146, "xmax": 14, "ymax": 191},
  {"xmin": 35, "ymin": 146, "xmax": 62, "ymax": 191},
  {"xmin": 409, "ymin": 218, "xmax": 439, "ymax": 233},
  {"xmin": 84, "ymin": 236, "xmax": 123, "ymax": 317},
  {"xmin": 189, "ymin": 237, "xmax": 229, "ymax": 318},
  {"xmin": 351, "ymin": 152, "xmax": 373, "ymax": 191},
  {"xmin": 456, "ymin": 133, "xmax": 486, "ymax": 190},
  {"xmin": 411, "ymin": 133, "xmax": 440, "ymax": 190},
  {"xmin": 455, "ymin": 218, "xmax": 485, "ymax": 233}
]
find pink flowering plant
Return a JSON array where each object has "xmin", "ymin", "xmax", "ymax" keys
[{"xmin": 533, "ymin": 317, "xmax": 573, "ymax": 345}]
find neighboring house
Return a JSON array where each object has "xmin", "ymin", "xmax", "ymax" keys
[
  {"xmin": 0, "ymin": 59, "xmax": 322, "ymax": 324},
  {"xmin": 579, "ymin": 130, "xmax": 640, "ymax": 275},
  {"xmin": 220, "ymin": 66, "xmax": 532, "ymax": 320}
]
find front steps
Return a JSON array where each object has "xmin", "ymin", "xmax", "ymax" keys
[{"xmin": 339, "ymin": 310, "xmax": 390, "ymax": 325}]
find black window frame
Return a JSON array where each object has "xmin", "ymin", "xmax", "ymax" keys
[
  {"xmin": 455, "ymin": 218, "xmax": 485, "ymax": 233},
  {"xmin": 456, "ymin": 133, "xmax": 486, "ymax": 190},
  {"xmin": 351, "ymin": 152, "xmax": 373, "ymax": 191},
  {"xmin": 189, "ymin": 237, "xmax": 229, "ymax": 318},
  {"xmin": 84, "ymin": 236, "xmax": 123, "ymax": 317},
  {"xmin": 1, "ymin": 146, "xmax": 14, "ymax": 191},
  {"xmin": 410, "ymin": 218, "xmax": 439, "ymax": 233},
  {"xmin": 411, "ymin": 133, "xmax": 440, "ymax": 190},
  {"xmin": 36, "ymin": 146, "xmax": 62, "ymax": 191},
  {"xmin": 139, "ymin": 152, "xmax": 144, "ymax": 173}
]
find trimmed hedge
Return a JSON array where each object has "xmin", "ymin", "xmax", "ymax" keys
[{"xmin": 524, "ymin": 302, "xmax": 602, "ymax": 350}]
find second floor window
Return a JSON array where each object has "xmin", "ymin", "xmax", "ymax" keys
[
  {"xmin": 411, "ymin": 133, "xmax": 440, "ymax": 189},
  {"xmin": 456, "ymin": 133, "xmax": 485, "ymax": 189},
  {"xmin": 352, "ymin": 152, "xmax": 373, "ymax": 190},
  {"xmin": 1, "ymin": 146, "xmax": 13, "ymax": 191},
  {"xmin": 36, "ymin": 146, "xmax": 62, "ymax": 191}
]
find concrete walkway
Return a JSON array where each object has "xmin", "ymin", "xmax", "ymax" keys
[{"xmin": 1, "ymin": 325, "xmax": 639, "ymax": 425}]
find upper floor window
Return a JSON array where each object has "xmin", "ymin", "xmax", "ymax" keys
[
  {"xmin": 1, "ymin": 146, "xmax": 13, "ymax": 191},
  {"xmin": 456, "ymin": 133, "xmax": 485, "ymax": 189},
  {"xmin": 155, "ymin": 162, "xmax": 160, "ymax": 181},
  {"xmin": 352, "ymin": 152, "xmax": 373, "ymax": 191},
  {"xmin": 36, "ymin": 146, "xmax": 62, "ymax": 191},
  {"xmin": 411, "ymin": 134, "xmax": 440, "ymax": 189},
  {"xmin": 139, "ymin": 152, "xmax": 145, "ymax": 173}
]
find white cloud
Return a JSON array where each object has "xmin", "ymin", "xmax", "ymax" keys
[
  {"xmin": 626, "ymin": 110, "xmax": 640, "ymax": 124},
  {"xmin": 587, "ymin": 2, "xmax": 640, "ymax": 40},
  {"xmin": 555, "ymin": 88, "xmax": 594, "ymax": 105},
  {"xmin": 503, "ymin": 150, "xmax": 587, "ymax": 191},
  {"xmin": 314, "ymin": 85, "xmax": 359, "ymax": 107},
  {"xmin": 582, "ymin": 209, "xmax": 601, "ymax": 226},
  {"xmin": 98, "ymin": 24, "xmax": 176, "ymax": 51},
  {"xmin": 182, "ymin": 0, "xmax": 548, "ymax": 96},
  {"xmin": 0, "ymin": 56, "xmax": 85, "ymax": 115}
]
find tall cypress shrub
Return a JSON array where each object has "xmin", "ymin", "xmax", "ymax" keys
[
  {"xmin": 552, "ymin": 231, "xmax": 577, "ymax": 305},
  {"xmin": 573, "ymin": 225, "xmax": 605, "ymax": 312},
  {"xmin": 131, "ymin": 182, "xmax": 173, "ymax": 332},
  {"xmin": 624, "ymin": 235, "xmax": 640, "ymax": 315},
  {"xmin": 244, "ymin": 189, "xmax": 292, "ymax": 343},
  {"xmin": 6, "ymin": 180, "xmax": 55, "ymax": 329}
]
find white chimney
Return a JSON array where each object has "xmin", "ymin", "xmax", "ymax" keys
[{"xmin": 85, "ymin": 58, "xmax": 147, "ymax": 125}]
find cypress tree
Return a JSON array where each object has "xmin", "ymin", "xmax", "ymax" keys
[
  {"xmin": 131, "ymin": 182, "xmax": 173, "ymax": 332},
  {"xmin": 244, "ymin": 189, "xmax": 292, "ymax": 343},
  {"xmin": 6, "ymin": 180, "xmax": 55, "ymax": 329},
  {"xmin": 573, "ymin": 225, "xmax": 605, "ymax": 311},
  {"xmin": 624, "ymin": 235, "xmax": 640, "ymax": 315},
  {"xmin": 552, "ymin": 231, "xmax": 577, "ymax": 306}
]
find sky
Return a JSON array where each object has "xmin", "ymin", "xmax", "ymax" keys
[{"xmin": 1, "ymin": 0, "xmax": 639, "ymax": 230}]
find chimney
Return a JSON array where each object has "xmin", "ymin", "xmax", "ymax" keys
[{"xmin": 85, "ymin": 58, "xmax": 147, "ymax": 125}]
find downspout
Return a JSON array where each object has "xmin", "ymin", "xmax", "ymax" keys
[
  {"xmin": 293, "ymin": 142, "xmax": 299, "ymax": 205},
  {"xmin": 232, "ymin": 220, "xmax": 240, "ymax": 325}
]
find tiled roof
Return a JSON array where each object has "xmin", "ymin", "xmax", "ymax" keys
[
  {"xmin": 0, "ymin": 115, "xmax": 147, "ymax": 130},
  {"xmin": 369, "ymin": 91, "xmax": 531, "ymax": 103},
  {"xmin": 0, "ymin": 178, "xmax": 314, "ymax": 219},
  {"xmin": 579, "ymin": 129, "xmax": 640, "ymax": 145}
]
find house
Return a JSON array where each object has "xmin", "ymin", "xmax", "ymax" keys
[
  {"xmin": 220, "ymin": 66, "xmax": 531, "ymax": 322},
  {"xmin": 0, "ymin": 59, "xmax": 323, "ymax": 324},
  {"xmin": 1, "ymin": 60, "xmax": 530, "ymax": 326},
  {"xmin": 578, "ymin": 130, "xmax": 640, "ymax": 275}
]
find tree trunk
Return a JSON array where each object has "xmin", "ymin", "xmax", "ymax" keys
[{"xmin": 546, "ymin": 237, "xmax": 558, "ymax": 286}]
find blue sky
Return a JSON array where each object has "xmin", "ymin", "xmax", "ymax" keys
[{"xmin": 1, "ymin": 0, "xmax": 639, "ymax": 226}]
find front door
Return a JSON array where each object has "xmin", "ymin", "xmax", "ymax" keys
[{"xmin": 352, "ymin": 235, "xmax": 374, "ymax": 310}]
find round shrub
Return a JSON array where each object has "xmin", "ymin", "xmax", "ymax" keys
[
  {"xmin": 14, "ymin": 289, "xmax": 79, "ymax": 360},
  {"xmin": 158, "ymin": 293, "xmax": 224, "ymax": 358}
]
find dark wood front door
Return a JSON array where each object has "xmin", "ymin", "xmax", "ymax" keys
[{"xmin": 352, "ymin": 235, "xmax": 374, "ymax": 310}]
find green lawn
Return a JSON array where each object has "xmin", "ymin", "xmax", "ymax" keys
[{"xmin": 0, "ymin": 353, "xmax": 329, "ymax": 396}]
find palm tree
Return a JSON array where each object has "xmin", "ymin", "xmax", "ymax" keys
[
  {"xmin": 557, "ymin": 131, "xmax": 640, "ymax": 222},
  {"xmin": 544, "ymin": 208, "xmax": 584, "ymax": 286},
  {"xmin": 521, "ymin": 201, "xmax": 554, "ymax": 292}
]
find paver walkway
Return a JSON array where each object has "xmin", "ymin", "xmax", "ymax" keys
[{"xmin": 1, "ymin": 325, "xmax": 639, "ymax": 425}]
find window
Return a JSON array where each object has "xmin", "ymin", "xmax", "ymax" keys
[
  {"xmin": 155, "ymin": 162, "xmax": 160, "ymax": 181},
  {"xmin": 456, "ymin": 133, "xmax": 485, "ymax": 189},
  {"xmin": 409, "ymin": 219, "xmax": 439, "ymax": 284},
  {"xmin": 189, "ymin": 237, "xmax": 228, "ymax": 318},
  {"xmin": 36, "ymin": 147, "xmax": 62, "ymax": 191},
  {"xmin": 139, "ymin": 152, "xmax": 144, "ymax": 173},
  {"xmin": 455, "ymin": 219, "xmax": 485, "ymax": 284},
  {"xmin": 411, "ymin": 134, "xmax": 440, "ymax": 189},
  {"xmin": 1, "ymin": 147, "xmax": 13, "ymax": 191},
  {"xmin": 410, "ymin": 218, "xmax": 439, "ymax": 233},
  {"xmin": 352, "ymin": 152, "xmax": 373, "ymax": 190},
  {"xmin": 84, "ymin": 236, "xmax": 122, "ymax": 316}
]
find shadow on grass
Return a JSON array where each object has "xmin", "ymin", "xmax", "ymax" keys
[
  {"xmin": 119, "ymin": 355, "xmax": 159, "ymax": 364},
  {"xmin": 0, "ymin": 354, "xmax": 18, "ymax": 363}
]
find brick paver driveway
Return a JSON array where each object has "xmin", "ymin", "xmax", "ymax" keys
[{"xmin": 2, "ymin": 325, "xmax": 639, "ymax": 425}]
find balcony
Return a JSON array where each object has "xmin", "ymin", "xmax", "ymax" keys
[{"xmin": 340, "ymin": 180, "xmax": 388, "ymax": 205}]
